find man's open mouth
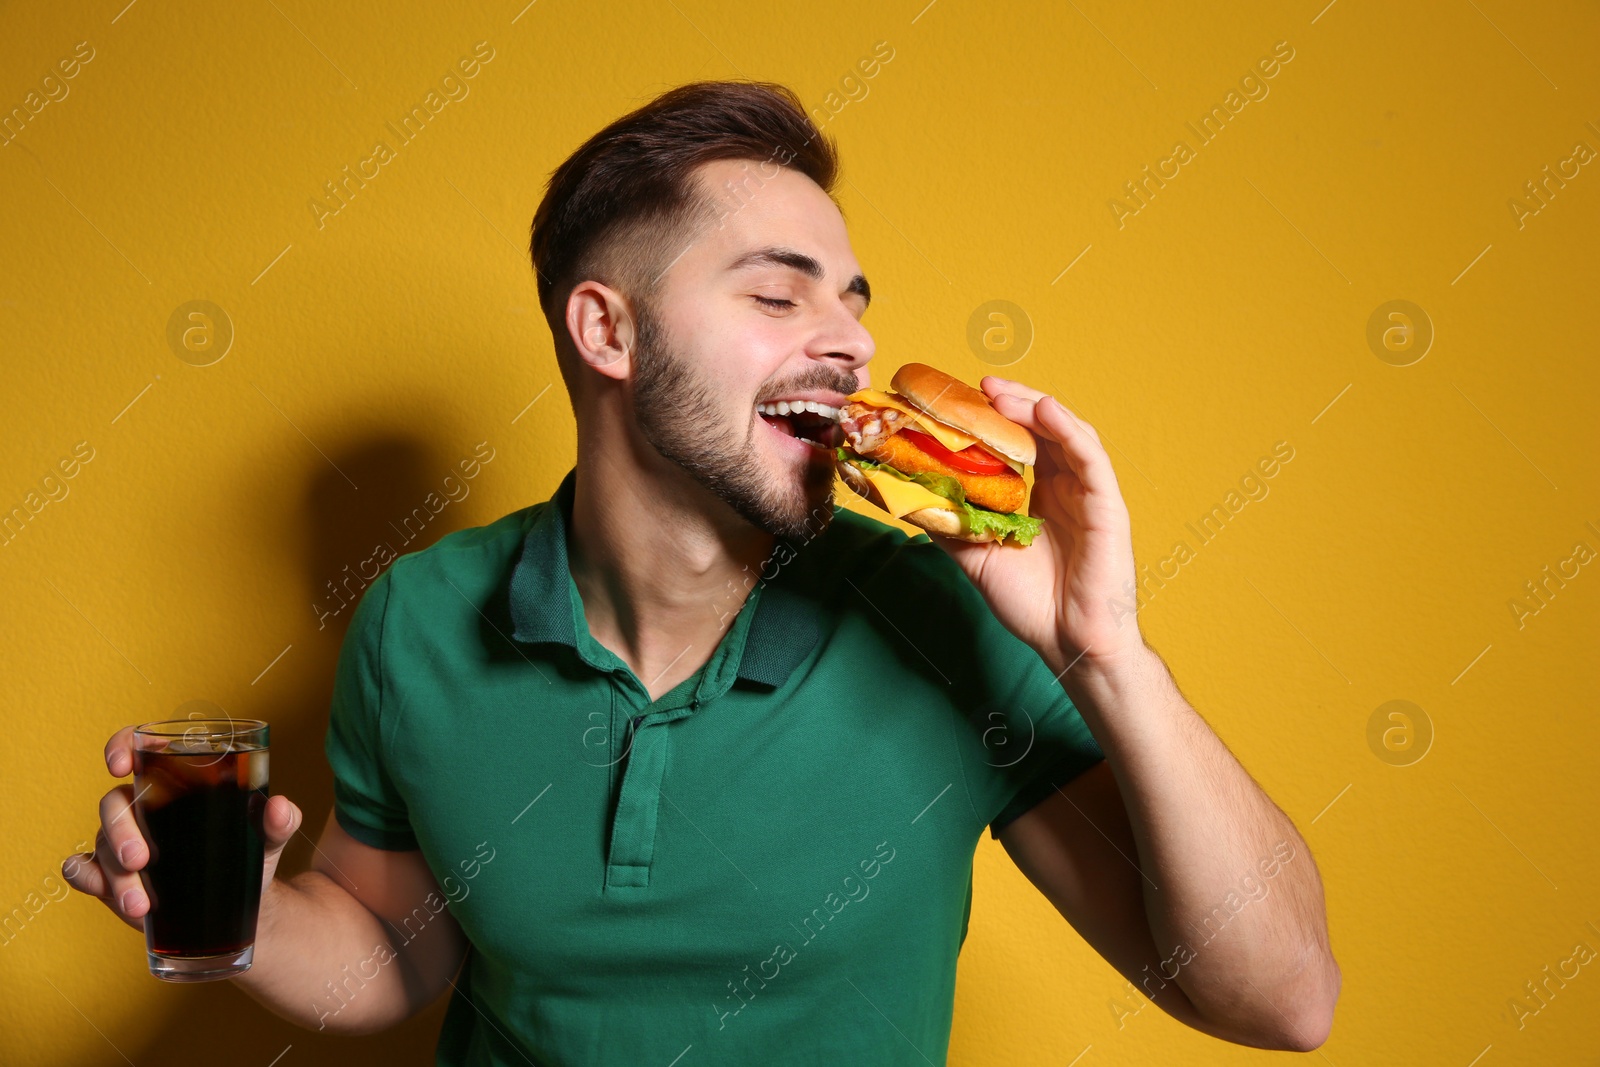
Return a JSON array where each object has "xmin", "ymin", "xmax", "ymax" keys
[{"xmin": 756, "ymin": 400, "xmax": 844, "ymax": 451}]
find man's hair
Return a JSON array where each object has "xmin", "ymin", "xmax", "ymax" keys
[{"xmin": 529, "ymin": 80, "xmax": 839, "ymax": 363}]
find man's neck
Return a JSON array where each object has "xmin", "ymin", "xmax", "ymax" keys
[{"xmin": 566, "ymin": 448, "xmax": 776, "ymax": 702}]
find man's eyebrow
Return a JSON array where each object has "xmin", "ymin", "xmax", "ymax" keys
[{"xmin": 727, "ymin": 245, "xmax": 871, "ymax": 307}]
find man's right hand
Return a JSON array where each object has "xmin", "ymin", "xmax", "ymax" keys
[
  {"xmin": 62, "ymin": 725, "xmax": 466, "ymax": 1035},
  {"xmin": 61, "ymin": 725, "xmax": 304, "ymax": 931}
]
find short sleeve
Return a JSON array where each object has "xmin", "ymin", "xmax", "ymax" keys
[
  {"xmin": 323, "ymin": 567, "xmax": 418, "ymax": 851},
  {"xmin": 896, "ymin": 541, "xmax": 1105, "ymax": 840},
  {"xmin": 983, "ymin": 681, "xmax": 1104, "ymax": 839}
]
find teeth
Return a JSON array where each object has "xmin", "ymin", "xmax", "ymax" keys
[{"xmin": 756, "ymin": 400, "xmax": 840, "ymax": 420}]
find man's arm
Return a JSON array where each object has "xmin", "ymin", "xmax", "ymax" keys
[
  {"xmin": 997, "ymin": 645, "xmax": 1339, "ymax": 1051},
  {"xmin": 238, "ymin": 810, "xmax": 471, "ymax": 1035},
  {"xmin": 928, "ymin": 375, "xmax": 1339, "ymax": 1050}
]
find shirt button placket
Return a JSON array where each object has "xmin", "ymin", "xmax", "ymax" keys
[{"xmin": 605, "ymin": 706, "xmax": 667, "ymax": 889}]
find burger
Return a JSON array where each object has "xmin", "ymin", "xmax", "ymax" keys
[{"xmin": 835, "ymin": 362, "xmax": 1043, "ymax": 545}]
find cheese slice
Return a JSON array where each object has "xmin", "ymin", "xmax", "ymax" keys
[
  {"xmin": 860, "ymin": 469, "xmax": 958, "ymax": 519},
  {"xmin": 847, "ymin": 388, "xmax": 1024, "ymax": 474}
]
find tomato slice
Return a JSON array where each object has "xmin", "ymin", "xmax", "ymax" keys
[{"xmin": 900, "ymin": 428, "xmax": 1010, "ymax": 475}]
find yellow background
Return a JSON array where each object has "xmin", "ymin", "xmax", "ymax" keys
[{"xmin": 3, "ymin": 0, "xmax": 1597, "ymax": 1063}]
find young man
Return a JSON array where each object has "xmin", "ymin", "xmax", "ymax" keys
[{"xmin": 69, "ymin": 81, "xmax": 1339, "ymax": 1063}]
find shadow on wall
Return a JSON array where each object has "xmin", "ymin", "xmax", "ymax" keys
[{"xmin": 123, "ymin": 435, "xmax": 472, "ymax": 1066}]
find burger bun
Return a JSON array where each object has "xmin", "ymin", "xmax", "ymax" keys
[{"xmin": 890, "ymin": 362, "xmax": 1037, "ymax": 468}]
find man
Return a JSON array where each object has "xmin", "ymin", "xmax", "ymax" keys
[{"xmin": 67, "ymin": 81, "xmax": 1338, "ymax": 1063}]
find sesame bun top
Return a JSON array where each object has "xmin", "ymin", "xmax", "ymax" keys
[{"xmin": 889, "ymin": 362, "xmax": 1037, "ymax": 467}]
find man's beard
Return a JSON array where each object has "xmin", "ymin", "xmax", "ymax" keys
[{"xmin": 631, "ymin": 300, "xmax": 853, "ymax": 543}]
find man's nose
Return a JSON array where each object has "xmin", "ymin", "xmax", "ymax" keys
[{"xmin": 808, "ymin": 302, "xmax": 874, "ymax": 371}]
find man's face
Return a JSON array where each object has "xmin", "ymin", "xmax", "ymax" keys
[{"xmin": 630, "ymin": 158, "xmax": 875, "ymax": 542}]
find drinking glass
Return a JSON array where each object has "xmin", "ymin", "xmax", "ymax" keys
[{"xmin": 132, "ymin": 718, "xmax": 269, "ymax": 981}]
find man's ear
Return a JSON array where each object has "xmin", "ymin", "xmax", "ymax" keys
[{"xmin": 565, "ymin": 281, "xmax": 636, "ymax": 382}]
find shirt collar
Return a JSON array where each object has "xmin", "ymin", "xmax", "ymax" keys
[{"xmin": 507, "ymin": 466, "xmax": 822, "ymax": 688}]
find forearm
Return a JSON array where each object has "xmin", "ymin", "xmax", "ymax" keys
[
  {"xmin": 233, "ymin": 870, "xmax": 446, "ymax": 1035},
  {"xmin": 1061, "ymin": 643, "xmax": 1338, "ymax": 1037}
]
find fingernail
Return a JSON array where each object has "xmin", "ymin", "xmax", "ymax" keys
[
  {"xmin": 120, "ymin": 888, "xmax": 145, "ymax": 914},
  {"xmin": 117, "ymin": 840, "xmax": 139, "ymax": 867}
]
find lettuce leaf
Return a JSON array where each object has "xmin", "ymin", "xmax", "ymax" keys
[{"xmin": 837, "ymin": 448, "xmax": 1045, "ymax": 546}]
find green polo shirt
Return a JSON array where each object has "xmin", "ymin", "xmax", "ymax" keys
[{"xmin": 325, "ymin": 465, "xmax": 1103, "ymax": 1066}]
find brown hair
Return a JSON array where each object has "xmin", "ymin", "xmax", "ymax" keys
[{"xmin": 529, "ymin": 80, "xmax": 839, "ymax": 336}]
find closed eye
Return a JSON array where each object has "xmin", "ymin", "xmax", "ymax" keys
[{"xmin": 753, "ymin": 296, "xmax": 795, "ymax": 310}]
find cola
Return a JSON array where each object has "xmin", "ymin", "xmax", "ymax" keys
[{"xmin": 132, "ymin": 721, "xmax": 268, "ymax": 980}]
